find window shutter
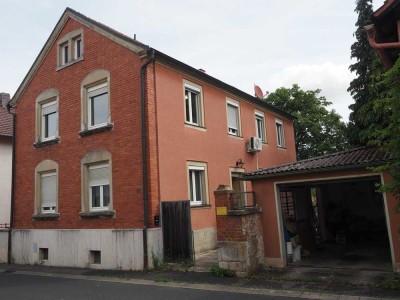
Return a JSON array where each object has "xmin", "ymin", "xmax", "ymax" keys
[
  {"xmin": 41, "ymin": 174, "xmax": 57, "ymax": 207},
  {"xmin": 89, "ymin": 165, "xmax": 109, "ymax": 186},
  {"xmin": 227, "ymin": 104, "xmax": 238, "ymax": 129},
  {"xmin": 42, "ymin": 103, "xmax": 57, "ymax": 115}
]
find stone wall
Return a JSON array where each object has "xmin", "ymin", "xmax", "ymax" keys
[{"xmin": 214, "ymin": 185, "xmax": 264, "ymax": 275}]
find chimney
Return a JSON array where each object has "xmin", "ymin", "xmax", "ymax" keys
[{"xmin": 0, "ymin": 93, "xmax": 10, "ymax": 108}]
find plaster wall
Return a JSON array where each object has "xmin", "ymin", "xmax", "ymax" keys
[
  {"xmin": 0, "ymin": 229, "xmax": 8, "ymax": 262},
  {"xmin": 11, "ymin": 228, "xmax": 163, "ymax": 270},
  {"xmin": 154, "ymin": 63, "xmax": 296, "ymax": 251},
  {"xmin": 0, "ymin": 137, "xmax": 12, "ymax": 225}
]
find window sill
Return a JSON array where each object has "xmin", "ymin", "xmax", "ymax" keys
[
  {"xmin": 34, "ymin": 138, "xmax": 61, "ymax": 148},
  {"xmin": 277, "ymin": 146, "xmax": 287, "ymax": 150},
  {"xmin": 32, "ymin": 213, "xmax": 60, "ymax": 220},
  {"xmin": 190, "ymin": 204, "xmax": 212, "ymax": 210},
  {"xmin": 56, "ymin": 56, "xmax": 84, "ymax": 71},
  {"xmin": 184, "ymin": 123, "xmax": 207, "ymax": 131},
  {"xmin": 79, "ymin": 124, "xmax": 114, "ymax": 137},
  {"xmin": 228, "ymin": 134, "xmax": 243, "ymax": 140},
  {"xmin": 79, "ymin": 210, "xmax": 115, "ymax": 218}
]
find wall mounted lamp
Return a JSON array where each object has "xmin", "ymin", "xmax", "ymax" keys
[{"xmin": 236, "ymin": 159, "xmax": 245, "ymax": 168}]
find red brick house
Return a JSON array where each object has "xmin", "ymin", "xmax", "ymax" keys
[{"xmin": 8, "ymin": 8, "xmax": 296, "ymax": 270}]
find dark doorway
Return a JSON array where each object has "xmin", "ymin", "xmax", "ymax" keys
[
  {"xmin": 161, "ymin": 200, "xmax": 193, "ymax": 262},
  {"xmin": 280, "ymin": 176, "xmax": 392, "ymax": 270}
]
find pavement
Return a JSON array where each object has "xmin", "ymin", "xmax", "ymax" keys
[{"xmin": 1, "ymin": 262, "xmax": 400, "ymax": 300}]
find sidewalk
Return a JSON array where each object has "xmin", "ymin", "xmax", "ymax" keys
[{"xmin": 1, "ymin": 263, "xmax": 400, "ymax": 299}]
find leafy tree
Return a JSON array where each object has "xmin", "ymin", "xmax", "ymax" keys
[
  {"xmin": 347, "ymin": 0, "xmax": 385, "ymax": 146},
  {"xmin": 266, "ymin": 84, "xmax": 349, "ymax": 160}
]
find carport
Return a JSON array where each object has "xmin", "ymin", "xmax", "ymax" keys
[{"xmin": 245, "ymin": 147, "xmax": 400, "ymax": 271}]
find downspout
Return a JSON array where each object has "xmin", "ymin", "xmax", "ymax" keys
[
  {"xmin": 140, "ymin": 49, "xmax": 155, "ymax": 270},
  {"xmin": 6, "ymin": 103, "xmax": 15, "ymax": 264}
]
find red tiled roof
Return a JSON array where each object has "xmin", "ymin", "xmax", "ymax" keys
[
  {"xmin": 0, "ymin": 108, "xmax": 13, "ymax": 137},
  {"xmin": 245, "ymin": 147, "xmax": 391, "ymax": 179}
]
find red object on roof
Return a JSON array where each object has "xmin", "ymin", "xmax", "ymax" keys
[
  {"xmin": 0, "ymin": 108, "xmax": 13, "ymax": 137},
  {"xmin": 254, "ymin": 84, "xmax": 263, "ymax": 99}
]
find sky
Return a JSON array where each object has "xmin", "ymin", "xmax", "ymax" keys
[{"xmin": 0, "ymin": 0, "xmax": 386, "ymax": 121}]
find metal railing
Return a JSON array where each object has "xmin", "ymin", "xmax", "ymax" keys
[{"xmin": 229, "ymin": 191, "xmax": 257, "ymax": 210}]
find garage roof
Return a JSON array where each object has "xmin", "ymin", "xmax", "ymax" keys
[{"xmin": 245, "ymin": 147, "xmax": 391, "ymax": 180}]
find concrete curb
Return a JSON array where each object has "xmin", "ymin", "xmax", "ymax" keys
[{"xmin": 4, "ymin": 269, "xmax": 396, "ymax": 300}]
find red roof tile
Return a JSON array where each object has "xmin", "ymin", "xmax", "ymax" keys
[
  {"xmin": 0, "ymin": 107, "xmax": 13, "ymax": 137},
  {"xmin": 245, "ymin": 147, "xmax": 391, "ymax": 179}
]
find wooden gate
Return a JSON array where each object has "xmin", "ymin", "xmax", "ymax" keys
[{"xmin": 161, "ymin": 200, "xmax": 193, "ymax": 262}]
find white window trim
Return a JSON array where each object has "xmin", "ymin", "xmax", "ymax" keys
[
  {"xmin": 255, "ymin": 111, "xmax": 266, "ymax": 142},
  {"xmin": 41, "ymin": 172, "xmax": 57, "ymax": 213},
  {"xmin": 276, "ymin": 119, "xmax": 285, "ymax": 148},
  {"xmin": 35, "ymin": 160, "xmax": 59, "ymax": 216},
  {"xmin": 187, "ymin": 162, "xmax": 209, "ymax": 207},
  {"xmin": 87, "ymin": 82, "xmax": 109, "ymax": 130},
  {"xmin": 184, "ymin": 81, "xmax": 204, "ymax": 127},
  {"xmin": 88, "ymin": 163, "xmax": 110, "ymax": 212},
  {"xmin": 226, "ymin": 99, "xmax": 241, "ymax": 136},
  {"xmin": 41, "ymin": 100, "xmax": 58, "ymax": 142}
]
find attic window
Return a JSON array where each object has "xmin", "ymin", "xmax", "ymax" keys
[{"xmin": 57, "ymin": 29, "xmax": 84, "ymax": 69}]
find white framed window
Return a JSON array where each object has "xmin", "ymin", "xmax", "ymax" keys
[
  {"xmin": 88, "ymin": 82, "xmax": 109, "ymax": 129},
  {"xmin": 255, "ymin": 111, "xmax": 266, "ymax": 142},
  {"xmin": 187, "ymin": 162, "xmax": 208, "ymax": 206},
  {"xmin": 185, "ymin": 84, "xmax": 202, "ymax": 126},
  {"xmin": 35, "ymin": 89, "xmax": 59, "ymax": 145},
  {"xmin": 81, "ymin": 70, "xmax": 111, "ymax": 133},
  {"xmin": 89, "ymin": 163, "xmax": 110, "ymax": 211},
  {"xmin": 34, "ymin": 160, "xmax": 59, "ymax": 217},
  {"xmin": 227, "ymin": 100, "xmax": 240, "ymax": 136},
  {"xmin": 276, "ymin": 119, "xmax": 285, "ymax": 147},
  {"xmin": 41, "ymin": 172, "xmax": 57, "ymax": 213},
  {"xmin": 41, "ymin": 100, "xmax": 58, "ymax": 141}
]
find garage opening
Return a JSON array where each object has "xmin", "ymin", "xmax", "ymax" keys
[{"xmin": 279, "ymin": 176, "xmax": 392, "ymax": 270}]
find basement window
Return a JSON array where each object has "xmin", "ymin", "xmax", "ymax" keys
[
  {"xmin": 90, "ymin": 250, "xmax": 101, "ymax": 265},
  {"xmin": 39, "ymin": 248, "xmax": 49, "ymax": 261}
]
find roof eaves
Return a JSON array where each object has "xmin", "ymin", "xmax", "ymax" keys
[
  {"xmin": 152, "ymin": 49, "xmax": 296, "ymax": 121},
  {"xmin": 244, "ymin": 161, "xmax": 389, "ymax": 181}
]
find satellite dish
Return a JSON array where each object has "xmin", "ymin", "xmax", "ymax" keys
[{"xmin": 254, "ymin": 84, "xmax": 264, "ymax": 99}]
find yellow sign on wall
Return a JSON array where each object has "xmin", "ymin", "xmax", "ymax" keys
[{"xmin": 216, "ymin": 206, "xmax": 227, "ymax": 216}]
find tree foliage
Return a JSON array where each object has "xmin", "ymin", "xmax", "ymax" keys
[
  {"xmin": 347, "ymin": 0, "xmax": 385, "ymax": 146},
  {"xmin": 368, "ymin": 58, "xmax": 400, "ymax": 205},
  {"xmin": 266, "ymin": 84, "xmax": 349, "ymax": 160}
]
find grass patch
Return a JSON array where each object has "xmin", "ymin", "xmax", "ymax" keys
[{"xmin": 210, "ymin": 264, "xmax": 236, "ymax": 278}]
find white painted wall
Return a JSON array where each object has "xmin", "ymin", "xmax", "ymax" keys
[
  {"xmin": 0, "ymin": 138, "xmax": 12, "ymax": 225},
  {"xmin": 12, "ymin": 228, "xmax": 163, "ymax": 270},
  {"xmin": 0, "ymin": 230, "xmax": 8, "ymax": 262}
]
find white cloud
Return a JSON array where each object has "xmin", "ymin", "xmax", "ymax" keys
[{"xmin": 267, "ymin": 63, "xmax": 356, "ymax": 121}]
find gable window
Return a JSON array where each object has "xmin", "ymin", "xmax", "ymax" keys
[
  {"xmin": 227, "ymin": 100, "xmax": 240, "ymax": 136},
  {"xmin": 184, "ymin": 81, "xmax": 204, "ymax": 128},
  {"xmin": 35, "ymin": 89, "xmax": 59, "ymax": 147},
  {"xmin": 41, "ymin": 172, "xmax": 57, "ymax": 213},
  {"xmin": 88, "ymin": 83, "xmax": 109, "ymax": 129},
  {"xmin": 74, "ymin": 37, "xmax": 82, "ymax": 59},
  {"xmin": 80, "ymin": 70, "xmax": 112, "ymax": 136},
  {"xmin": 187, "ymin": 162, "xmax": 209, "ymax": 206},
  {"xmin": 89, "ymin": 164, "xmax": 110, "ymax": 211},
  {"xmin": 57, "ymin": 29, "xmax": 84, "ymax": 68},
  {"xmin": 41, "ymin": 100, "xmax": 57, "ymax": 141},
  {"xmin": 34, "ymin": 160, "xmax": 59, "ymax": 219},
  {"xmin": 255, "ymin": 111, "xmax": 266, "ymax": 142},
  {"xmin": 276, "ymin": 119, "xmax": 285, "ymax": 148},
  {"xmin": 80, "ymin": 150, "xmax": 114, "ymax": 218}
]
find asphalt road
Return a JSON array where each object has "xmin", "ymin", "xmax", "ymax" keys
[{"xmin": 0, "ymin": 273, "xmax": 301, "ymax": 300}]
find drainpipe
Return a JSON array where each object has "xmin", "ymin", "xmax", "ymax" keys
[
  {"xmin": 140, "ymin": 49, "xmax": 155, "ymax": 270},
  {"xmin": 365, "ymin": 24, "xmax": 400, "ymax": 49},
  {"xmin": 6, "ymin": 103, "xmax": 15, "ymax": 265}
]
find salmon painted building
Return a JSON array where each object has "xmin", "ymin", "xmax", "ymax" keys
[{"xmin": 8, "ymin": 8, "xmax": 296, "ymax": 270}]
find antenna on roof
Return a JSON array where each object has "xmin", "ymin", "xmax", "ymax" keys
[
  {"xmin": 254, "ymin": 84, "xmax": 264, "ymax": 99},
  {"xmin": 134, "ymin": 34, "xmax": 137, "ymax": 40}
]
